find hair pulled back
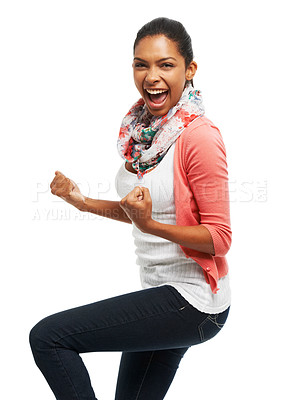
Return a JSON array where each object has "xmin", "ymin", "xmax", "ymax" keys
[{"xmin": 133, "ymin": 17, "xmax": 194, "ymax": 71}]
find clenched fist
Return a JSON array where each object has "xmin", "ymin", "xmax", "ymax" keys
[
  {"xmin": 119, "ymin": 186, "xmax": 153, "ymax": 232},
  {"xmin": 50, "ymin": 171, "xmax": 86, "ymax": 211}
]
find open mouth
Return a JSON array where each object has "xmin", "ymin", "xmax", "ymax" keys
[{"xmin": 145, "ymin": 88, "xmax": 169, "ymax": 110}]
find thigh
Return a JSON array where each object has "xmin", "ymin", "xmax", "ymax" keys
[
  {"xmin": 33, "ymin": 285, "xmax": 208, "ymax": 354},
  {"xmin": 115, "ymin": 347, "xmax": 189, "ymax": 400}
]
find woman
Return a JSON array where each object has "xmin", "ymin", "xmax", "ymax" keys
[{"xmin": 30, "ymin": 17, "xmax": 232, "ymax": 400}]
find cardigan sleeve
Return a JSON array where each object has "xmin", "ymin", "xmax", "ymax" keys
[{"xmin": 184, "ymin": 121, "xmax": 232, "ymax": 257}]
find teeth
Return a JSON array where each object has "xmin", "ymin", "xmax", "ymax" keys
[{"xmin": 146, "ymin": 89, "xmax": 168, "ymax": 95}]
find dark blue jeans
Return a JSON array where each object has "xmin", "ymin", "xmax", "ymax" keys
[{"xmin": 29, "ymin": 285, "xmax": 230, "ymax": 400}]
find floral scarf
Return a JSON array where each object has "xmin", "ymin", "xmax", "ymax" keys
[{"xmin": 117, "ymin": 82, "xmax": 205, "ymax": 180}]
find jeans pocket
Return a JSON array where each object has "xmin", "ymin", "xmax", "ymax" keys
[{"xmin": 197, "ymin": 306, "xmax": 230, "ymax": 343}]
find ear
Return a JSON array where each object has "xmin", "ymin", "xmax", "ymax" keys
[{"xmin": 185, "ymin": 61, "xmax": 197, "ymax": 81}]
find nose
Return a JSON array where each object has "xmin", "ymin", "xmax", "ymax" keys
[{"xmin": 145, "ymin": 67, "xmax": 160, "ymax": 85}]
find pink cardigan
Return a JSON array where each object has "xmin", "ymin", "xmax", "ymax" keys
[{"xmin": 173, "ymin": 116, "xmax": 232, "ymax": 294}]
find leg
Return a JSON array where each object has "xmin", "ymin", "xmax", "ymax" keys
[
  {"xmin": 29, "ymin": 285, "xmax": 227, "ymax": 399},
  {"xmin": 115, "ymin": 347, "xmax": 189, "ymax": 400}
]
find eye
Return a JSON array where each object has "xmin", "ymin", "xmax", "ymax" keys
[
  {"xmin": 161, "ymin": 63, "xmax": 174, "ymax": 68},
  {"xmin": 134, "ymin": 62, "xmax": 147, "ymax": 68}
]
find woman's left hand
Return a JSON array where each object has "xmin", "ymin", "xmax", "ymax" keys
[{"xmin": 119, "ymin": 186, "xmax": 153, "ymax": 232}]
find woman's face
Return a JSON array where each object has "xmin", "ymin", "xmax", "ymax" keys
[{"xmin": 133, "ymin": 35, "xmax": 197, "ymax": 116}]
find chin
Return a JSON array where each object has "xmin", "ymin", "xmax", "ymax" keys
[
  {"xmin": 147, "ymin": 108, "xmax": 166, "ymax": 117},
  {"xmin": 146, "ymin": 99, "xmax": 171, "ymax": 117}
]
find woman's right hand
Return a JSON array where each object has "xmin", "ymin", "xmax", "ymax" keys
[{"xmin": 50, "ymin": 171, "xmax": 86, "ymax": 211}]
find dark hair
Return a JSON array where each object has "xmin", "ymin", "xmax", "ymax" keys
[{"xmin": 134, "ymin": 17, "xmax": 194, "ymax": 85}]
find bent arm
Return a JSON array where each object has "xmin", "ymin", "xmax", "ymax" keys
[
  {"xmin": 120, "ymin": 185, "xmax": 214, "ymax": 254},
  {"xmin": 50, "ymin": 171, "xmax": 132, "ymax": 224},
  {"xmin": 182, "ymin": 122, "xmax": 232, "ymax": 256},
  {"xmin": 140, "ymin": 122, "xmax": 231, "ymax": 257}
]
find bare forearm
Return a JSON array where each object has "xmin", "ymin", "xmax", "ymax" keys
[
  {"xmin": 144, "ymin": 219, "xmax": 215, "ymax": 255},
  {"xmin": 81, "ymin": 197, "xmax": 132, "ymax": 224}
]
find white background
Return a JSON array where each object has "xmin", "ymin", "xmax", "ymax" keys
[{"xmin": 1, "ymin": 0, "xmax": 299, "ymax": 399}]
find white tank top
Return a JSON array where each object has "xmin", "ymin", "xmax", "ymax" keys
[{"xmin": 115, "ymin": 141, "xmax": 231, "ymax": 313}]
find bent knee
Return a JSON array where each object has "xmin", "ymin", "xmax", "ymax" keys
[{"xmin": 29, "ymin": 315, "xmax": 57, "ymax": 353}]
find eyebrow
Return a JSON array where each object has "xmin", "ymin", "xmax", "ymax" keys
[{"xmin": 133, "ymin": 57, "xmax": 177, "ymax": 62}]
